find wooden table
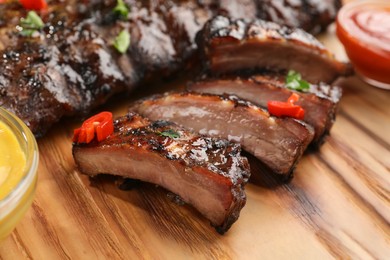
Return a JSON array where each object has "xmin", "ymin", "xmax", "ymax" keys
[{"xmin": 1, "ymin": 8, "xmax": 389, "ymax": 260}]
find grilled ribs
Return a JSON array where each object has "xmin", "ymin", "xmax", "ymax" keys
[
  {"xmin": 72, "ymin": 113, "xmax": 251, "ymax": 234},
  {"xmin": 0, "ymin": 1, "xmax": 136, "ymax": 135},
  {"xmin": 197, "ymin": 16, "xmax": 349, "ymax": 84},
  {"xmin": 130, "ymin": 92, "xmax": 314, "ymax": 175},
  {"xmin": 257, "ymin": 0, "xmax": 342, "ymax": 35},
  {"xmin": 188, "ymin": 74, "xmax": 342, "ymax": 146},
  {"xmin": 0, "ymin": 0, "xmax": 342, "ymax": 136}
]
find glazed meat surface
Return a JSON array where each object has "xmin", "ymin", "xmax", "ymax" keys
[
  {"xmin": 0, "ymin": 1, "xmax": 342, "ymax": 136},
  {"xmin": 1, "ymin": 1, "xmax": 136, "ymax": 135},
  {"xmin": 188, "ymin": 74, "xmax": 342, "ymax": 145},
  {"xmin": 257, "ymin": 0, "xmax": 342, "ymax": 35},
  {"xmin": 72, "ymin": 113, "xmax": 250, "ymax": 234},
  {"xmin": 197, "ymin": 16, "xmax": 349, "ymax": 84},
  {"xmin": 130, "ymin": 92, "xmax": 314, "ymax": 175},
  {"xmin": 0, "ymin": 0, "xmax": 212, "ymax": 136}
]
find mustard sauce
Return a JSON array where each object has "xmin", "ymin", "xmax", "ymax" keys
[{"xmin": 0, "ymin": 120, "xmax": 26, "ymax": 200}]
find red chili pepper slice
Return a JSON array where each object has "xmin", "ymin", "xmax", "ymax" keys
[
  {"xmin": 287, "ymin": 93, "xmax": 300, "ymax": 104},
  {"xmin": 267, "ymin": 94, "xmax": 305, "ymax": 120},
  {"xmin": 19, "ymin": 0, "xmax": 47, "ymax": 10},
  {"xmin": 73, "ymin": 128, "xmax": 82, "ymax": 142},
  {"xmin": 73, "ymin": 112, "xmax": 114, "ymax": 144}
]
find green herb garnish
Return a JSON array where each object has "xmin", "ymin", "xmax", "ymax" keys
[
  {"xmin": 19, "ymin": 11, "xmax": 44, "ymax": 37},
  {"xmin": 113, "ymin": 29, "xmax": 130, "ymax": 54},
  {"xmin": 285, "ymin": 70, "xmax": 310, "ymax": 92},
  {"xmin": 113, "ymin": 0, "xmax": 129, "ymax": 18},
  {"xmin": 158, "ymin": 129, "xmax": 180, "ymax": 139}
]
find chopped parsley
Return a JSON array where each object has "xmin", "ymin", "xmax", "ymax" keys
[
  {"xmin": 158, "ymin": 129, "xmax": 180, "ymax": 139},
  {"xmin": 113, "ymin": 29, "xmax": 130, "ymax": 54},
  {"xmin": 19, "ymin": 11, "xmax": 44, "ymax": 37},
  {"xmin": 285, "ymin": 70, "xmax": 310, "ymax": 92},
  {"xmin": 113, "ymin": 0, "xmax": 129, "ymax": 18}
]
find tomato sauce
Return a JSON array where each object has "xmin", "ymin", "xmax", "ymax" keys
[{"xmin": 337, "ymin": 1, "xmax": 390, "ymax": 89}]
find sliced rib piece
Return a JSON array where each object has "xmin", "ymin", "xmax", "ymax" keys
[
  {"xmin": 188, "ymin": 74, "xmax": 342, "ymax": 146},
  {"xmin": 130, "ymin": 92, "xmax": 314, "ymax": 175},
  {"xmin": 72, "ymin": 113, "xmax": 250, "ymax": 234},
  {"xmin": 197, "ymin": 16, "xmax": 350, "ymax": 84}
]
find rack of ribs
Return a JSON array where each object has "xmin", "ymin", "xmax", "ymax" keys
[{"xmin": 0, "ymin": 0, "xmax": 343, "ymax": 136}]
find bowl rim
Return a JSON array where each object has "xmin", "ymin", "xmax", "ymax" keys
[
  {"xmin": 0, "ymin": 108, "xmax": 39, "ymax": 218},
  {"xmin": 338, "ymin": 0, "xmax": 390, "ymax": 14}
]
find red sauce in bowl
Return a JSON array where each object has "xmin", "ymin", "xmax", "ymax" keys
[{"xmin": 337, "ymin": 1, "xmax": 390, "ymax": 89}]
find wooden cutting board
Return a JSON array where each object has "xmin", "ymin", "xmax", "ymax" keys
[{"xmin": 1, "ymin": 6, "xmax": 389, "ymax": 260}]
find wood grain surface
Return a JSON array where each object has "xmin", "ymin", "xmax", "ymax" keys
[{"xmin": 1, "ymin": 3, "xmax": 389, "ymax": 260}]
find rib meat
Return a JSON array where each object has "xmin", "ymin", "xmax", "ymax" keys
[
  {"xmin": 0, "ymin": 1, "xmax": 342, "ymax": 136},
  {"xmin": 0, "ymin": 1, "xmax": 136, "ymax": 135},
  {"xmin": 197, "ymin": 16, "xmax": 350, "ymax": 84},
  {"xmin": 188, "ymin": 74, "xmax": 342, "ymax": 145},
  {"xmin": 72, "ymin": 113, "xmax": 250, "ymax": 234},
  {"xmin": 257, "ymin": 0, "xmax": 342, "ymax": 35},
  {"xmin": 130, "ymin": 92, "xmax": 314, "ymax": 175}
]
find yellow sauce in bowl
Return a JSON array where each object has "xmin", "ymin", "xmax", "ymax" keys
[
  {"xmin": 0, "ymin": 108, "xmax": 38, "ymax": 241},
  {"xmin": 0, "ymin": 121, "xmax": 27, "ymax": 200}
]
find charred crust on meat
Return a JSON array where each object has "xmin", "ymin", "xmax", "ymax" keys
[
  {"xmin": 200, "ymin": 16, "xmax": 326, "ymax": 53},
  {"xmin": 197, "ymin": 16, "xmax": 351, "ymax": 84},
  {"xmin": 256, "ymin": 0, "xmax": 342, "ymax": 34}
]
